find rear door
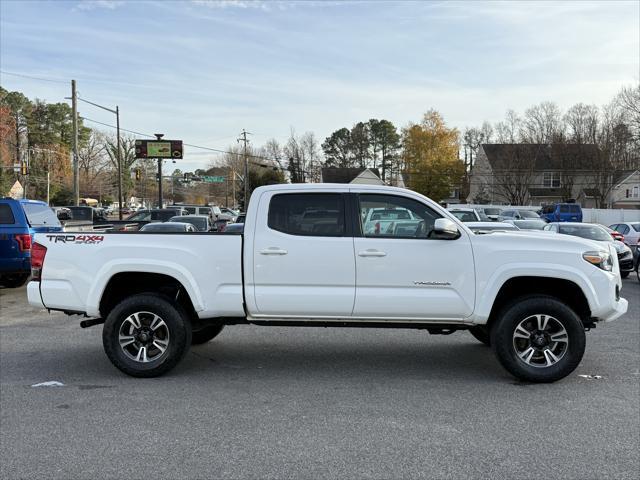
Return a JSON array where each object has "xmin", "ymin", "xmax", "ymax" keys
[
  {"xmin": 250, "ymin": 191, "xmax": 356, "ymax": 317},
  {"xmin": 352, "ymin": 193, "xmax": 475, "ymax": 320},
  {"xmin": 0, "ymin": 202, "xmax": 19, "ymax": 260}
]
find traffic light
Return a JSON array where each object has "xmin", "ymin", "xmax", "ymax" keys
[
  {"xmin": 20, "ymin": 160, "xmax": 28, "ymax": 175},
  {"xmin": 135, "ymin": 168, "xmax": 141, "ymax": 181}
]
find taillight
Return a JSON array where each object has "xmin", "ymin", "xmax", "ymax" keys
[
  {"xmin": 14, "ymin": 233, "xmax": 32, "ymax": 252},
  {"xmin": 31, "ymin": 242, "xmax": 47, "ymax": 281}
]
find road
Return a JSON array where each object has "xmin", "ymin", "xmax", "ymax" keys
[{"xmin": 1, "ymin": 279, "xmax": 638, "ymax": 479}]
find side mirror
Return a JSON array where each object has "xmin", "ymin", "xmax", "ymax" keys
[{"xmin": 433, "ymin": 218, "xmax": 460, "ymax": 239}]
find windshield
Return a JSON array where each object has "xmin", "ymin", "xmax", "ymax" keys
[
  {"xmin": 170, "ymin": 216, "xmax": 207, "ymax": 230},
  {"xmin": 630, "ymin": 223, "xmax": 640, "ymax": 232},
  {"xmin": 22, "ymin": 203, "xmax": 61, "ymax": 227},
  {"xmin": 520, "ymin": 210, "xmax": 540, "ymax": 219},
  {"xmin": 483, "ymin": 208, "xmax": 502, "ymax": 215},
  {"xmin": 451, "ymin": 211, "xmax": 477, "ymax": 222},
  {"xmin": 559, "ymin": 225, "xmax": 612, "ymax": 241},
  {"xmin": 513, "ymin": 220, "xmax": 546, "ymax": 230}
]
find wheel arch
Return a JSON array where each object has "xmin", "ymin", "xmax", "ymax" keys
[
  {"xmin": 483, "ymin": 276, "xmax": 592, "ymax": 330},
  {"xmin": 97, "ymin": 271, "xmax": 199, "ymax": 321}
]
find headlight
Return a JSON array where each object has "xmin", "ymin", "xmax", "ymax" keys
[{"xmin": 583, "ymin": 250, "xmax": 614, "ymax": 271}]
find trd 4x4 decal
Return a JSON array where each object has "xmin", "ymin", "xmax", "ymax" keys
[{"xmin": 45, "ymin": 234, "xmax": 104, "ymax": 244}]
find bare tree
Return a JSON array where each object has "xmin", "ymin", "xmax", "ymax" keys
[
  {"xmin": 494, "ymin": 109, "xmax": 521, "ymax": 143},
  {"xmin": 520, "ymin": 101, "xmax": 565, "ymax": 143},
  {"xmin": 491, "ymin": 145, "xmax": 537, "ymax": 204},
  {"xmin": 564, "ymin": 103, "xmax": 599, "ymax": 144}
]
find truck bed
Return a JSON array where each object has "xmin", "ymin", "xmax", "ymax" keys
[{"xmin": 31, "ymin": 231, "xmax": 245, "ymax": 319}]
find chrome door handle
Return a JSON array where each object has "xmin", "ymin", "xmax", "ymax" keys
[
  {"xmin": 358, "ymin": 249, "xmax": 387, "ymax": 257},
  {"xmin": 260, "ymin": 247, "xmax": 288, "ymax": 255}
]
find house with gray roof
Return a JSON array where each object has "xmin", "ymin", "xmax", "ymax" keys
[{"xmin": 467, "ymin": 143, "xmax": 613, "ymax": 207}]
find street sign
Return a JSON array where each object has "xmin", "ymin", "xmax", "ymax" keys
[
  {"xmin": 135, "ymin": 139, "xmax": 183, "ymax": 159},
  {"xmin": 200, "ymin": 175, "xmax": 226, "ymax": 183}
]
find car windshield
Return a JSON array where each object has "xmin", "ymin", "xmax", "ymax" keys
[
  {"xmin": 630, "ymin": 223, "xmax": 640, "ymax": 232},
  {"xmin": 170, "ymin": 216, "xmax": 207, "ymax": 230},
  {"xmin": 450, "ymin": 211, "xmax": 477, "ymax": 222},
  {"xmin": 559, "ymin": 225, "xmax": 612, "ymax": 242},
  {"xmin": 22, "ymin": 203, "xmax": 61, "ymax": 227},
  {"xmin": 126, "ymin": 211, "xmax": 150, "ymax": 221},
  {"xmin": 483, "ymin": 208, "xmax": 502, "ymax": 215},
  {"xmin": 520, "ymin": 210, "xmax": 540, "ymax": 219}
]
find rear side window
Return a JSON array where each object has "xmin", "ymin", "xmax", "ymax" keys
[
  {"xmin": 22, "ymin": 203, "xmax": 61, "ymax": 227},
  {"xmin": 268, "ymin": 193, "xmax": 345, "ymax": 236},
  {"xmin": 559, "ymin": 205, "xmax": 570, "ymax": 213},
  {"xmin": 184, "ymin": 207, "xmax": 196, "ymax": 214},
  {"xmin": 0, "ymin": 204, "xmax": 16, "ymax": 224}
]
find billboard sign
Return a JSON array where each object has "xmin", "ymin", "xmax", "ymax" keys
[{"xmin": 135, "ymin": 139, "xmax": 183, "ymax": 159}]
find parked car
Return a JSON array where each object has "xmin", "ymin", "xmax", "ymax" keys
[
  {"xmin": 362, "ymin": 207, "xmax": 419, "ymax": 235},
  {"xmin": 465, "ymin": 222, "xmax": 519, "ymax": 234},
  {"xmin": 1, "ymin": 198, "xmax": 62, "ymax": 287},
  {"xmin": 634, "ymin": 248, "xmax": 640, "ymax": 283},
  {"xmin": 544, "ymin": 222, "xmax": 634, "ymax": 277},
  {"xmin": 499, "ymin": 209, "xmax": 542, "ymax": 221},
  {"xmin": 603, "ymin": 226, "xmax": 625, "ymax": 243},
  {"xmin": 234, "ymin": 214, "xmax": 246, "ymax": 224},
  {"xmin": 220, "ymin": 207, "xmax": 239, "ymax": 217},
  {"xmin": 476, "ymin": 207, "xmax": 503, "ymax": 221},
  {"xmin": 448, "ymin": 208, "xmax": 488, "ymax": 222},
  {"xmin": 164, "ymin": 206, "xmax": 189, "ymax": 216},
  {"xmin": 168, "ymin": 215, "xmax": 212, "ymax": 232},
  {"xmin": 540, "ymin": 203, "xmax": 583, "ymax": 223},
  {"xmin": 503, "ymin": 219, "xmax": 548, "ymax": 230},
  {"xmin": 27, "ymin": 184, "xmax": 628, "ymax": 382},
  {"xmin": 140, "ymin": 222, "xmax": 197, "ymax": 233},
  {"xmin": 608, "ymin": 223, "xmax": 640, "ymax": 251}
]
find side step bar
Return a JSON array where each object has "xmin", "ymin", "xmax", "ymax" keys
[{"xmin": 80, "ymin": 318, "xmax": 105, "ymax": 329}]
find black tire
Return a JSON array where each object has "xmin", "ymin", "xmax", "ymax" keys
[
  {"xmin": 468, "ymin": 325, "xmax": 490, "ymax": 346},
  {"xmin": 620, "ymin": 271, "xmax": 629, "ymax": 279},
  {"xmin": 103, "ymin": 294, "xmax": 192, "ymax": 378},
  {"xmin": 1, "ymin": 273, "xmax": 30, "ymax": 288},
  {"xmin": 191, "ymin": 325, "xmax": 224, "ymax": 345},
  {"xmin": 490, "ymin": 295, "xmax": 586, "ymax": 383}
]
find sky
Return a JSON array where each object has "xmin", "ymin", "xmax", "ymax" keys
[{"xmin": 1, "ymin": 0, "xmax": 638, "ymax": 171}]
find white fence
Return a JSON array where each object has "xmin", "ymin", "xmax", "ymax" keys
[
  {"xmin": 448, "ymin": 203, "xmax": 640, "ymax": 225},
  {"xmin": 582, "ymin": 209, "xmax": 640, "ymax": 225}
]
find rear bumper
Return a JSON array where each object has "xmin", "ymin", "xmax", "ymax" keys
[{"xmin": 27, "ymin": 281, "xmax": 45, "ymax": 309}]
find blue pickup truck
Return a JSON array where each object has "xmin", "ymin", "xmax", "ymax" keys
[{"xmin": 0, "ymin": 198, "xmax": 62, "ymax": 288}]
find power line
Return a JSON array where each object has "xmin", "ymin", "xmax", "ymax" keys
[{"xmin": 0, "ymin": 70, "xmax": 68, "ymax": 84}]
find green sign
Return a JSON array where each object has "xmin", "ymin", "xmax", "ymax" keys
[{"xmin": 201, "ymin": 175, "xmax": 225, "ymax": 183}]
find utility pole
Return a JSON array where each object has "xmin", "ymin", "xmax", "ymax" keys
[
  {"xmin": 71, "ymin": 80, "xmax": 79, "ymax": 206},
  {"xmin": 116, "ymin": 106, "xmax": 122, "ymax": 220},
  {"xmin": 238, "ymin": 129, "xmax": 251, "ymax": 210},
  {"xmin": 155, "ymin": 133, "xmax": 164, "ymax": 208}
]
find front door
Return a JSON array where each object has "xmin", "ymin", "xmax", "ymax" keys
[
  {"xmin": 353, "ymin": 193, "xmax": 475, "ymax": 320},
  {"xmin": 251, "ymin": 192, "xmax": 356, "ymax": 317}
]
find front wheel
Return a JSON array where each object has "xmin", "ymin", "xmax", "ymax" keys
[
  {"xmin": 103, "ymin": 294, "xmax": 192, "ymax": 377},
  {"xmin": 491, "ymin": 296, "xmax": 585, "ymax": 383}
]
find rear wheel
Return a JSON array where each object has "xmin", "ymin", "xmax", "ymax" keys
[
  {"xmin": 191, "ymin": 325, "xmax": 224, "ymax": 345},
  {"xmin": 468, "ymin": 325, "xmax": 490, "ymax": 346},
  {"xmin": 103, "ymin": 294, "xmax": 192, "ymax": 377},
  {"xmin": 491, "ymin": 296, "xmax": 585, "ymax": 383}
]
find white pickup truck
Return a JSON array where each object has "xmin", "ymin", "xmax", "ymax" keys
[{"xmin": 27, "ymin": 184, "xmax": 628, "ymax": 382}]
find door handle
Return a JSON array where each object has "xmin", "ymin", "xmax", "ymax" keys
[
  {"xmin": 260, "ymin": 247, "xmax": 288, "ymax": 255},
  {"xmin": 358, "ymin": 249, "xmax": 387, "ymax": 257}
]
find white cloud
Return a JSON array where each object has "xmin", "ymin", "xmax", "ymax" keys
[{"xmin": 75, "ymin": 1, "xmax": 125, "ymax": 11}]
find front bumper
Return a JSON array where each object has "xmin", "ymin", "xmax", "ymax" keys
[{"xmin": 599, "ymin": 297, "xmax": 628, "ymax": 322}]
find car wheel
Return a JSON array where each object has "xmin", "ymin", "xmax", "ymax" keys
[
  {"xmin": 103, "ymin": 294, "xmax": 192, "ymax": 377},
  {"xmin": 620, "ymin": 271, "xmax": 629, "ymax": 279},
  {"xmin": 191, "ymin": 325, "xmax": 224, "ymax": 345},
  {"xmin": 636, "ymin": 266, "xmax": 640, "ymax": 283},
  {"xmin": 468, "ymin": 325, "xmax": 490, "ymax": 346},
  {"xmin": 0, "ymin": 273, "xmax": 30, "ymax": 288},
  {"xmin": 491, "ymin": 295, "xmax": 585, "ymax": 383}
]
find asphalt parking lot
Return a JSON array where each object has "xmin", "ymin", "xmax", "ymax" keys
[{"xmin": 1, "ymin": 279, "xmax": 638, "ymax": 479}]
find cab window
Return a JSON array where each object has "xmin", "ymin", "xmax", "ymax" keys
[
  {"xmin": 358, "ymin": 194, "xmax": 441, "ymax": 238},
  {"xmin": 268, "ymin": 193, "xmax": 346, "ymax": 237}
]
